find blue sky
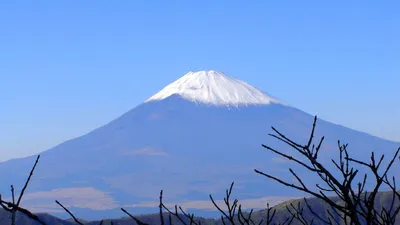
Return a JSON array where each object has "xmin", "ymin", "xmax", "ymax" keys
[{"xmin": 1, "ymin": 1, "xmax": 399, "ymax": 161}]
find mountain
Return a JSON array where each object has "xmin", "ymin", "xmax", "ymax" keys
[{"xmin": 0, "ymin": 70, "xmax": 398, "ymax": 220}]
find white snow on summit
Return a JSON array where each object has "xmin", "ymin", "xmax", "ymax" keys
[{"xmin": 145, "ymin": 70, "xmax": 281, "ymax": 107}]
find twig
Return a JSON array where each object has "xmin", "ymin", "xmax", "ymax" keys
[{"xmin": 55, "ymin": 200, "xmax": 84, "ymax": 225}]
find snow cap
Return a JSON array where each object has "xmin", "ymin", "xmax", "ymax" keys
[{"xmin": 145, "ymin": 70, "xmax": 281, "ymax": 107}]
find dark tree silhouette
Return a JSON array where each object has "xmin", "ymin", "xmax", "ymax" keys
[
  {"xmin": 121, "ymin": 182, "xmax": 293, "ymax": 225},
  {"xmin": 255, "ymin": 116, "xmax": 400, "ymax": 225},
  {"xmin": 0, "ymin": 155, "xmax": 47, "ymax": 225}
]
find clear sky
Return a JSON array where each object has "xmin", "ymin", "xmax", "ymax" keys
[{"xmin": 1, "ymin": 1, "xmax": 399, "ymax": 161}]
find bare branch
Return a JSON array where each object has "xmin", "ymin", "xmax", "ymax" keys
[
  {"xmin": 55, "ymin": 200, "xmax": 84, "ymax": 225},
  {"xmin": 121, "ymin": 208, "xmax": 150, "ymax": 225},
  {"xmin": 17, "ymin": 155, "xmax": 40, "ymax": 207}
]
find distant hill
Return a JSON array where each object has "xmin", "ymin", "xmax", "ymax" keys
[
  {"xmin": 251, "ymin": 191, "xmax": 400, "ymax": 225},
  {"xmin": 0, "ymin": 210, "xmax": 74, "ymax": 225},
  {"xmin": 1, "ymin": 191, "xmax": 399, "ymax": 224}
]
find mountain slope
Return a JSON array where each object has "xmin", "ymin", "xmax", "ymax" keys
[{"xmin": 0, "ymin": 71, "xmax": 398, "ymax": 220}]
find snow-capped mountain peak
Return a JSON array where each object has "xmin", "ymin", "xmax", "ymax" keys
[{"xmin": 145, "ymin": 70, "xmax": 281, "ymax": 107}]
